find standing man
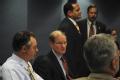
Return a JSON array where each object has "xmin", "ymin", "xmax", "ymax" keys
[
  {"xmin": 58, "ymin": 2, "xmax": 90, "ymax": 78},
  {"xmin": 33, "ymin": 30, "xmax": 71, "ymax": 80},
  {"xmin": 79, "ymin": 4, "xmax": 107, "ymax": 44},
  {"xmin": 75, "ymin": 34, "xmax": 119, "ymax": 80},
  {"xmin": 2, "ymin": 31, "xmax": 43, "ymax": 80}
]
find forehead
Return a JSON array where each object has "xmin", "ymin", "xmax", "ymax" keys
[
  {"xmin": 54, "ymin": 34, "xmax": 66, "ymax": 41},
  {"xmin": 72, "ymin": 3, "xmax": 80, "ymax": 9},
  {"xmin": 89, "ymin": 7, "xmax": 96, "ymax": 12}
]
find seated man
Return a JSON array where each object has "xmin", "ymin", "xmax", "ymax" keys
[
  {"xmin": 75, "ymin": 34, "xmax": 119, "ymax": 80},
  {"xmin": 33, "ymin": 30, "xmax": 71, "ymax": 80},
  {"xmin": 2, "ymin": 31, "xmax": 43, "ymax": 80}
]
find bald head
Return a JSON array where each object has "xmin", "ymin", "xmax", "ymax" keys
[{"xmin": 49, "ymin": 30, "xmax": 66, "ymax": 43}]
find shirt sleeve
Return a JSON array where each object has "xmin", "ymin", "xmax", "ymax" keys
[{"xmin": 2, "ymin": 66, "xmax": 27, "ymax": 80}]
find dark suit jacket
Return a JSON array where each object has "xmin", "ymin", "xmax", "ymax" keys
[
  {"xmin": 78, "ymin": 19, "xmax": 107, "ymax": 44},
  {"xmin": 33, "ymin": 51, "xmax": 66, "ymax": 80},
  {"xmin": 58, "ymin": 18, "xmax": 90, "ymax": 78}
]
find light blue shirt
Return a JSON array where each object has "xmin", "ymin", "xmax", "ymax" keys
[{"xmin": 2, "ymin": 54, "xmax": 43, "ymax": 80}]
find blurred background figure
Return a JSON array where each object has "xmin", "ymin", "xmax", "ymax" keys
[{"xmin": 79, "ymin": 4, "xmax": 107, "ymax": 40}]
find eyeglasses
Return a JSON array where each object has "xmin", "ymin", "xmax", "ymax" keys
[{"xmin": 55, "ymin": 41, "xmax": 67, "ymax": 45}]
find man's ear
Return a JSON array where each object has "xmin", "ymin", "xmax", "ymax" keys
[
  {"xmin": 21, "ymin": 46, "xmax": 28, "ymax": 53},
  {"xmin": 111, "ymin": 58, "xmax": 118, "ymax": 72},
  {"xmin": 112, "ymin": 59, "xmax": 116, "ymax": 70},
  {"xmin": 49, "ymin": 41, "xmax": 53, "ymax": 48},
  {"xmin": 67, "ymin": 10, "xmax": 73, "ymax": 17}
]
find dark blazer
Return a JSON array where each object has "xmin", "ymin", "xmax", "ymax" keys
[
  {"xmin": 78, "ymin": 19, "xmax": 107, "ymax": 44},
  {"xmin": 33, "ymin": 51, "xmax": 66, "ymax": 80},
  {"xmin": 58, "ymin": 18, "xmax": 90, "ymax": 78}
]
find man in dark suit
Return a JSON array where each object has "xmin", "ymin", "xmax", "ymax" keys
[
  {"xmin": 33, "ymin": 30, "xmax": 70, "ymax": 80},
  {"xmin": 58, "ymin": 2, "xmax": 90, "ymax": 78},
  {"xmin": 79, "ymin": 4, "xmax": 107, "ymax": 44}
]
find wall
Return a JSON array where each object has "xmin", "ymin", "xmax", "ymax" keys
[
  {"xmin": 28, "ymin": 0, "xmax": 63, "ymax": 56},
  {"xmin": 0, "ymin": 0, "xmax": 27, "ymax": 65},
  {"xmin": 0, "ymin": 0, "xmax": 120, "ymax": 65}
]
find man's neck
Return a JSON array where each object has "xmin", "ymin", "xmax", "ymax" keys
[{"xmin": 17, "ymin": 52, "xmax": 29, "ymax": 62}]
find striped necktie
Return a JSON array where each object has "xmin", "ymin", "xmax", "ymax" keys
[
  {"xmin": 27, "ymin": 63, "xmax": 36, "ymax": 80},
  {"xmin": 61, "ymin": 57, "xmax": 72, "ymax": 80},
  {"xmin": 89, "ymin": 22, "xmax": 95, "ymax": 37}
]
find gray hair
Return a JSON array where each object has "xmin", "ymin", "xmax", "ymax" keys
[{"xmin": 84, "ymin": 33, "xmax": 118, "ymax": 72}]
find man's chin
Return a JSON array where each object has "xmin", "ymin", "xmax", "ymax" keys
[
  {"xmin": 75, "ymin": 17, "xmax": 82, "ymax": 21},
  {"xmin": 90, "ymin": 19, "xmax": 95, "ymax": 22}
]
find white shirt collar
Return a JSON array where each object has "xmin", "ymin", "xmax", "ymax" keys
[
  {"xmin": 52, "ymin": 49, "xmax": 62, "ymax": 60},
  {"xmin": 10, "ymin": 53, "xmax": 28, "ymax": 69},
  {"xmin": 87, "ymin": 19, "xmax": 96, "ymax": 26},
  {"xmin": 68, "ymin": 17, "xmax": 77, "ymax": 26}
]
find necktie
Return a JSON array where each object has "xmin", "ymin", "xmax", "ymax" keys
[
  {"xmin": 89, "ymin": 22, "xmax": 95, "ymax": 37},
  {"xmin": 61, "ymin": 57, "xmax": 72, "ymax": 80},
  {"xmin": 27, "ymin": 63, "xmax": 36, "ymax": 80}
]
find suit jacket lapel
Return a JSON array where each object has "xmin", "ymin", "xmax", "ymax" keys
[
  {"xmin": 95, "ymin": 21, "xmax": 101, "ymax": 34},
  {"xmin": 49, "ymin": 51, "xmax": 66, "ymax": 80},
  {"xmin": 66, "ymin": 18, "xmax": 80, "ymax": 34}
]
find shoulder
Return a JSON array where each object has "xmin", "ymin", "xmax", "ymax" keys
[
  {"xmin": 73, "ymin": 77, "xmax": 89, "ymax": 80},
  {"xmin": 34, "ymin": 55, "xmax": 49, "ymax": 65},
  {"xmin": 96, "ymin": 21, "xmax": 106, "ymax": 26},
  {"xmin": 73, "ymin": 77, "xmax": 99, "ymax": 80},
  {"xmin": 1, "ymin": 58, "xmax": 26, "ymax": 79},
  {"xmin": 2, "ymin": 58, "xmax": 20, "ymax": 71},
  {"xmin": 33, "ymin": 53, "xmax": 54, "ymax": 67},
  {"xmin": 77, "ymin": 19, "xmax": 87, "ymax": 25},
  {"xmin": 80, "ymin": 19, "xmax": 87, "ymax": 22},
  {"xmin": 59, "ymin": 18, "xmax": 73, "ymax": 27}
]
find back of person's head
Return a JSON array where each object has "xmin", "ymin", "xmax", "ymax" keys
[
  {"xmin": 12, "ymin": 31, "xmax": 36, "ymax": 52},
  {"xmin": 49, "ymin": 30, "xmax": 66, "ymax": 43},
  {"xmin": 84, "ymin": 34, "xmax": 119, "ymax": 75},
  {"xmin": 87, "ymin": 4, "xmax": 97, "ymax": 13}
]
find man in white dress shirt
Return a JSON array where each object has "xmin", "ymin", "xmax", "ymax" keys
[{"xmin": 2, "ymin": 31, "xmax": 43, "ymax": 80}]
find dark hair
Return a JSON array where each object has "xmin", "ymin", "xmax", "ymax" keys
[
  {"xmin": 63, "ymin": 2, "xmax": 74, "ymax": 16},
  {"xmin": 12, "ymin": 31, "xmax": 36, "ymax": 52},
  {"xmin": 67, "ymin": 0, "xmax": 77, "ymax": 3},
  {"xmin": 87, "ymin": 4, "xmax": 97, "ymax": 13}
]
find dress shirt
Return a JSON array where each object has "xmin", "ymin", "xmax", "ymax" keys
[
  {"xmin": 2, "ymin": 53, "xmax": 43, "ymax": 80},
  {"xmin": 87, "ymin": 19, "xmax": 96, "ymax": 38}
]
